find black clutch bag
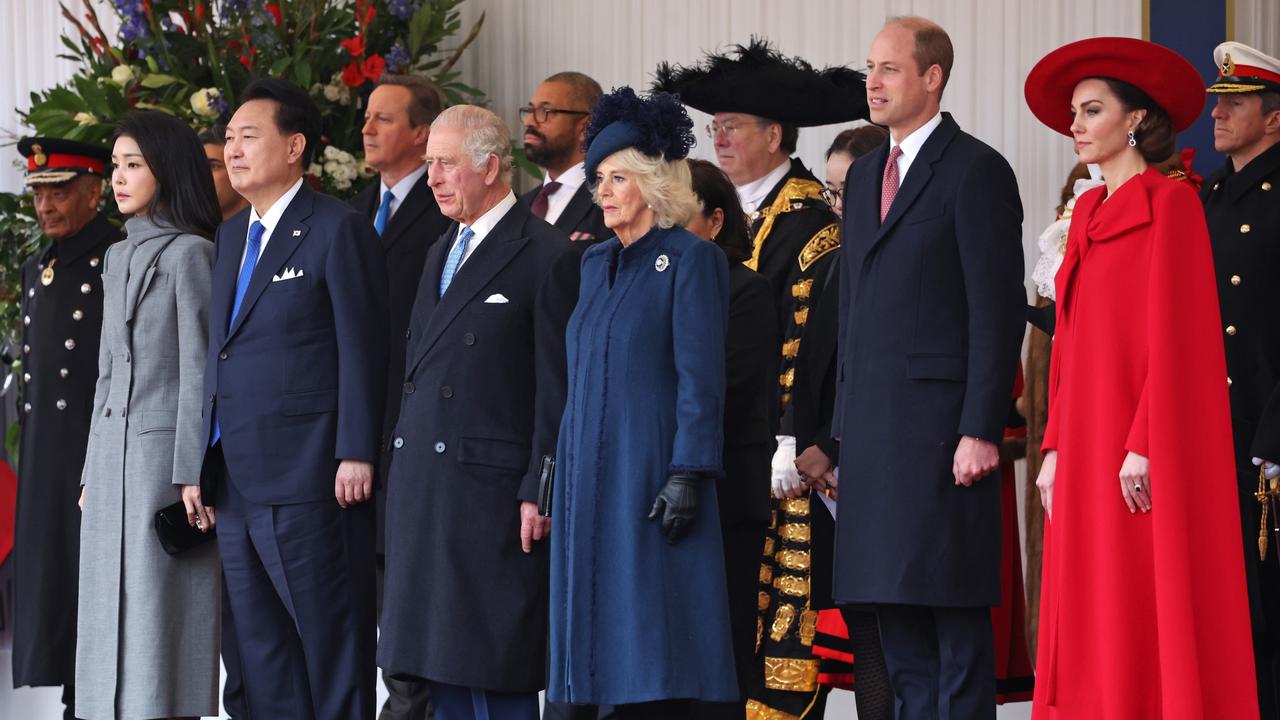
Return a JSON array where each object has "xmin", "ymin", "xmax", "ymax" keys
[{"xmin": 154, "ymin": 500, "xmax": 216, "ymax": 555}]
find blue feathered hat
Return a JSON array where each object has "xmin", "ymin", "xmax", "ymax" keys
[{"xmin": 582, "ymin": 87, "xmax": 696, "ymax": 179}]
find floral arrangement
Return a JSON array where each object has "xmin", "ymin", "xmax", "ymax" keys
[{"xmin": 0, "ymin": 0, "xmax": 486, "ymax": 334}]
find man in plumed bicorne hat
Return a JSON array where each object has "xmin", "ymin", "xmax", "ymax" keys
[
  {"xmin": 10, "ymin": 136, "xmax": 119, "ymax": 719},
  {"xmin": 1201, "ymin": 40, "xmax": 1280, "ymax": 718}
]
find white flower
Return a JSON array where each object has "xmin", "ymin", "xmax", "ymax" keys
[
  {"xmin": 110, "ymin": 65, "xmax": 137, "ymax": 86},
  {"xmin": 323, "ymin": 145, "xmax": 341, "ymax": 161},
  {"xmin": 189, "ymin": 88, "xmax": 222, "ymax": 119},
  {"xmin": 356, "ymin": 159, "xmax": 374, "ymax": 179},
  {"xmin": 308, "ymin": 162, "xmax": 324, "ymax": 177},
  {"xmin": 74, "ymin": 112, "xmax": 97, "ymax": 126},
  {"xmin": 323, "ymin": 84, "xmax": 342, "ymax": 103}
]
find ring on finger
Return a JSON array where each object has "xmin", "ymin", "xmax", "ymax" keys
[{"xmin": 1133, "ymin": 483, "xmax": 1143, "ymax": 493}]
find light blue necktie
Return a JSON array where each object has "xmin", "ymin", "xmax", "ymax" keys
[
  {"xmin": 374, "ymin": 189, "xmax": 394, "ymax": 235},
  {"xmin": 212, "ymin": 220, "xmax": 265, "ymax": 446},
  {"xmin": 439, "ymin": 226, "xmax": 473, "ymax": 297}
]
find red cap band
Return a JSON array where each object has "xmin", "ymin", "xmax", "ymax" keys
[
  {"xmin": 27, "ymin": 154, "xmax": 106, "ymax": 175},
  {"xmin": 1220, "ymin": 63, "xmax": 1280, "ymax": 85}
]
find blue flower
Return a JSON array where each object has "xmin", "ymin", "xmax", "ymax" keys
[
  {"xmin": 386, "ymin": 42, "xmax": 412, "ymax": 74},
  {"xmin": 115, "ymin": 0, "xmax": 149, "ymax": 42},
  {"xmin": 389, "ymin": 0, "xmax": 419, "ymax": 21}
]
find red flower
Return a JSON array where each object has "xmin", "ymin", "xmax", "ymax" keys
[
  {"xmin": 195, "ymin": 2, "xmax": 205, "ymax": 22},
  {"xmin": 361, "ymin": 54, "xmax": 385, "ymax": 83},
  {"xmin": 340, "ymin": 34, "xmax": 366, "ymax": 58},
  {"xmin": 239, "ymin": 54, "xmax": 253, "ymax": 69},
  {"xmin": 226, "ymin": 39, "xmax": 241, "ymax": 52},
  {"xmin": 265, "ymin": 3, "xmax": 282, "ymax": 27},
  {"xmin": 341, "ymin": 61, "xmax": 365, "ymax": 88}
]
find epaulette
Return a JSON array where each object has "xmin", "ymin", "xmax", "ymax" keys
[
  {"xmin": 745, "ymin": 178, "xmax": 828, "ymax": 272},
  {"xmin": 797, "ymin": 223, "xmax": 840, "ymax": 272}
]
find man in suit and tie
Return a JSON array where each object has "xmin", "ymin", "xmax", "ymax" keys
[
  {"xmin": 377, "ymin": 105, "xmax": 577, "ymax": 720},
  {"xmin": 832, "ymin": 17, "xmax": 1025, "ymax": 720},
  {"xmin": 518, "ymin": 71, "xmax": 609, "ymax": 244},
  {"xmin": 350, "ymin": 73, "xmax": 451, "ymax": 720},
  {"xmin": 201, "ymin": 78, "xmax": 389, "ymax": 719}
]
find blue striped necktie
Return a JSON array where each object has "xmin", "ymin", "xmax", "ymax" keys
[
  {"xmin": 374, "ymin": 189, "xmax": 394, "ymax": 235},
  {"xmin": 439, "ymin": 226, "xmax": 474, "ymax": 297}
]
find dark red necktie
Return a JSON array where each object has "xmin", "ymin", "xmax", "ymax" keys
[
  {"xmin": 880, "ymin": 145, "xmax": 904, "ymax": 223},
  {"xmin": 530, "ymin": 180, "xmax": 562, "ymax": 219}
]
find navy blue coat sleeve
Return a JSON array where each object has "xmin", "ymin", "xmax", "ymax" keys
[
  {"xmin": 669, "ymin": 240, "xmax": 729, "ymax": 475},
  {"xmin": 954, "ymin": 149, "xmax": 1025, "ymax": 443},
  {"xmin": 326, "ymin": 210, "xmax": 390, "ymax": 462}
]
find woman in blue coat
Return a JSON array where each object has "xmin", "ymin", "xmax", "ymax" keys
[{"xmin": 549, "ymin": 88, "xmax": 738, "ymax": 716}]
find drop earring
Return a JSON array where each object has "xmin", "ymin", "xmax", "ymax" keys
[{"xmin": 1127, "ymin": 130, "xmax": 1137, "ymax": 147}]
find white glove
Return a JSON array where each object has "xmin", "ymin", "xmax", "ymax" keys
[
  {"xmin": 1254, "ymin": 457, "xmax": 1280, "ymax": 480},
  {"xmin": 771, "ymin": 435, "xmax": 805, "ymax": 499}
]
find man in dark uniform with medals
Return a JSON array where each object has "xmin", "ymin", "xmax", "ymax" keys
[
  {"xmin": 10, "ymin": 137, "xmax": 118, "ymax": 719},
  {"xmin": 1201, "ymin": 41, "xmax": 1280, "ymax": 719},
  {"xmin": 655, "ymin": 41, "xmax": 869, "ymax": 719}
]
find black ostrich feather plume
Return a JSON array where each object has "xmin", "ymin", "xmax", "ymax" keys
[{"xmin": 582, "ymin": 86, "xmax": 696, "ymax": 162}]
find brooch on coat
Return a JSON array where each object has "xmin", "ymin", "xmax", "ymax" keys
[{"xmin": 655, "ymin": 254, "xmax": 669, "ymax": 272}]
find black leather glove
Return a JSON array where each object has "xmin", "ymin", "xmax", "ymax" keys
[{"xmin": 647, "ymin": 473, "xmax": 700, "ymax": 544}]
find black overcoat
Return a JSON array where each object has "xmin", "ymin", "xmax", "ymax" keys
[
  {"xmin": 519, "ymin": 182, "xmax": 609, "ymax": 245},
  {"xmin": 832, "ymin": 114, "xmax": 1025, "ymax": 607},
  {"xmin": 377, "ymin": 200, "xmax": 578, "ymax": 692},
  {"xmin": 12, "ymin": 213, "xmax": 118, "ymax": 686}
]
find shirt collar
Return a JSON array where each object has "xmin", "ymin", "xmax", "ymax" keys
[
  {"xmin": 735, "ymin": 158, "xmax": 793, "ymax": 213},
  {"xmin": 890, "ymin": 112, "xmax": 943, "ymax": 163},
  {"xmin": 249, "ymin": 177, "xmax": 305, "ymax": 233},
  {"xmin": 380, "ymin": 162, "xmax": 428, "ymax": 202},
  {"xmin": 546, "ymin": 161, "xmax": 586, "ymax": 192},
  {"xmin": 462, "ymin": 191, "xmax": 518, "ymax": 242}
]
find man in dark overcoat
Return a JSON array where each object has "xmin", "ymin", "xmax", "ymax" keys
[
  {"xmin": 10, "ymin": 137, "xmax": 117, "ymax": 719},
  {"xmin": 350, "ymin": 73, "xmax": 451, "ymax": 720},
  {"xmin": 833, "ymin": 17, "xmax": 1025, "ymax": 720},
  {"xmin": 377, "ymin": 105, "xmax": 577, "ymax": 720},
  {"xmin": 1201, "ymin": 40, "xmax": 1280, "ymax": 719}
]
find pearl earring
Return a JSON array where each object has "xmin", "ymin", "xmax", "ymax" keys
[{"xmin": 1127, "ymin": 130, "xmax": 1137, "ymax": 147}]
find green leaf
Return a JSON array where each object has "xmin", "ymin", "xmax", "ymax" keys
[
  {"xmin": 139, "ymin": 73, "xmax": 180, "ymax": 89},
  {"xmin": 7, "ymin": 420, "xmax": 20, "ymax": 469},
  {"xmin": 295, "ymin": 59, "xmax": 312, "ymax": 90},
  {"xmin": 407, "ymin": 2, "xmax": 437, "ymax": 57},
  {"xmin": 270, "ymin": 57, "xmax": 291, "ymax": 77},
  {"xmin": 145, "ymin": 55, "xmax": 159, "ymax": 73},
  {"xmin": 73, "ymin": 76, "xmax": 111, "ymax": 118}
]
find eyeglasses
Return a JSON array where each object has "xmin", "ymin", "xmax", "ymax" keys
[
  {"xmin": 704, "ymin": 121, "xmax": 750, "ymax": 139},
  {"xmin": 821, "ymin": 185, "xmax": 843, "ymax": 207},
  {"xmin": 519, "ymin": 106, "xmax": 590, "ymax": 123}
]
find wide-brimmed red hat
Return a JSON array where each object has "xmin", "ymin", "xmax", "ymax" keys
[{"xmin": 1025, "ymin": 37, "xmax": 1205, "ymax": 137}]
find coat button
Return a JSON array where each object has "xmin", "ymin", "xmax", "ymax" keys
[
  {"xmin": 80, "ymin": 283, "xmax": 91, "ymax": 294},
  {"xmin": 441, "ymin": 386, "xmax": 454, "ymax": 399},
  {"xmin": 59, "ymin": 368, "xmax": 68, "ymax": 378},
  {"xmin": 65, "ymin": 338, "xmax": 76, "ymax": 350},
  {"xmin": 1228, "ymin": 376, "xmax": 1233, "ymax": 387},
  {"xmin": 1226, "ymin": 325, "xmax": 1238, "ymax": 336},
  {"xmin": 1231, "ymin": 275, "xmax": 1241, "ymax": 286},
  {"xmin": 403, "ymin": 382, "xmax": 415, "ymax": 395},
  {"xmin": 393, "ymin": 437, "xmax": 405, "ymax": 449},
  {"xmin": 405, "ymin": 329, "xmax": 412, "ymax": 339},
  {"xmin": 72, "ymin": 309, "xmax": 83, "ymax": 321},
  {"xmin": 23, "ymin": 344, "xmax": 30, "ymax": 354},
  {"xmin": 1241, "ymin": 224, "xmax": 1251, "ymax": 234},
  {"xmin": 463, "ymin": 333, "xmax": 476, "ymax": 346},
  {"xmin": 56, "ymin": 399, "xmax": 67, "ymax": 410},
  {"xmin": 22, "ymin": 373, "xmax": 30, "ymax": 382},
  {"xmin": 90, "ymin": 257, "xmax": 100, "ymax": 267},
  {"xmin": 105, "ymin": 407, "xmax": 112, "ymax": 416},
  {"xmin": 23, "ymin": 403, "xmax": 31, "ymax": 413},
  {"xmin": 434, "ymin": 441, "xmax": 446, "ymax": 454},
  {"xmin": 27, "ymin": 288, "xmax": 34, "ymax": 298},
  {"xmin": 219, "ymin": 351, "xmax": 228, "ymax": 360},
  {"xmin": 1264, "ymin": 182, "xmax": 1272, "ymax": 191},
  {"xmin": 23, "ymin": 315, "xmax": 30, "ymax": 326}
]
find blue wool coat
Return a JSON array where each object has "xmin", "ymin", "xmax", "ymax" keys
[{"xmin": 549, "ymin": 226, "xmax": 738, "ymax": 704}]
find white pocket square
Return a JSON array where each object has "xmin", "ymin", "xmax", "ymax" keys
[
  {"xmin": 483, "ymin": 293, "xmax": 509, "ymax": 304},
  {"xmin": 272, "ymin": 267, "xmax": 305, "ymax": 282}
]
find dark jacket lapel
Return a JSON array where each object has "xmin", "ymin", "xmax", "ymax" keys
[
  {"xmin": 380, "ymin": 173, "xmax": 434, "ymax": 251},
  {"xmin": 553, "ymin": 185, "xmax": 594, "ymax": 233},
  {"xmin": 224, "ymin": 183, "xmax": 314, "ymax": 344},
  {"xmin": 211, "ymin": 209, "xmax": 249, "ymax": 344},
  {"xmin": 869, "ymin": 114, "xmax": 960, "ymax": 252}
]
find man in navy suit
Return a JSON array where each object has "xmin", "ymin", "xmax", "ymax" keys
[
  {"xmin": 200, "ymin": 78, "xmax": 389, "ymax": 720},
  {"xmin": 378, "ymin": 105, "xmax": 577, "ymax": 720},
  {"xmin": 831, "ymin": 17, "xmax": 1025, "ymax": 720}
]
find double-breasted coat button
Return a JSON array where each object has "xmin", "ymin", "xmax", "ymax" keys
[
  {"xmin": 23, "ymin": 315, "xmax": 30, "ymax": 326},
  {"xmin": 28, "ymin": 287, "xmax": 34, "ymax": 298},
  {"xmin": 1264, "ymin": 182, "xmax": 1272, "ymax": 191},
  {"xmin": 1231, "ymin": 275, "xmax": 1241, "ymax": 286},
  {"xmin": 80, "ymin": 283, "xmax": 91, "ymax": 294},
  {"xmin": 59, "ymin": 368, "xmax": 68, "ymax": 378},
  {"xmin": 22, "ymin": 372, "xmax": 30, "ymax": 382},
  {"xmin": 393, "ymin": 437, "xmax": 405, "ymax": 449},
  {"xmin": 1226, "ymin": 325, "xmax": 1238, "ymax": 336},
  {"xmin": 23, "ymin": 344, "xmax": 29, "ymax": 353},
  {"xmin": 56, "ymin": 399, "xmax": 66, "ymax": 410},
  {"xmin": 72, "ymin": 309, "xmax": 83, "ymax": 321},
  {"xmin": 405, "ymin": 329, "xmax": 411, "ymax": 339},
  {"xmin": 105, "ymin": 407, "xmax": 112, "ymax": 416},
  {"xmin": 1213, "ymin": 182, "xmax": 1220, "ymax": 191},
  {"xmin": 23, "ymin": 403, "xmax": 31, "ymax": 413},
  {"xmin": 89, "ymin": 257, "xmax": 100, "ymax": 267},
  {"xmin": 441, "ymin": 386, "xmax": 453, "ymax": 399},
  {"xmin": 434, "ymin": 441, "xmax": 446, "ymax": 454},
  {"xmin": 219, "ymin": 351, "xmax": 228, "ymax": 360},
  {"xmin": 1241, "ymin": 224, "xmax": 1251, "ymax": 234},
  {"xmin": 1228, "ymin": 377, "xmax": 1233, "ymax": 387},
  {"xmin": 65, "ymin": 338, "xmax": 76, "ymax": 350},
  {"xmin": 403, "ymin": 382, "xmax": 415, "ymax": 395},
  {"xmin": 463, "ymin": 333, "xmax": 476, "ymax": 346}
]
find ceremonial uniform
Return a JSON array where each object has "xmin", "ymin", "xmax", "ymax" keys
[
  {"xmin": 1201, "ymin": 41, "xmax": 1280, "ymax": 718},
  {"xmin": 10, "ymin": 138, "xmax": 117, "ymax": 704}
]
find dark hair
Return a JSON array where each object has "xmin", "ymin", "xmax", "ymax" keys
[
  {"xmin": 826, "ymin": 124, "xmax": 889, "ymax": 160},
  {"xmin": 239, "ymin": 78, "xmax": 323, "ymax": 165},
  {"xmin": 377, "ymin": 74, "xmax": 444, "ymax": 126},
  {"xmin": 544, "ymin": 71, "xmax": 604, "ymax": 112},
  {"xmin": 1099, "ymin": 78, "xmax": 1176, "ymax": 163},
  {"xmin": 688, "ymin": 159, "xmax": 752, "ymax": 262},
  {"xmin": 1262, "ymin": 91, "xmax": 1280, "ymax": 116},
  {"xmin": 113, "ymin": 110, "xmax": 222, "ymax": 239},
  {"xmin": 197, "ymin": 124, "xmax": 227, "ymax": 146}
]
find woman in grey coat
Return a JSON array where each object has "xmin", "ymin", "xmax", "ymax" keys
[{"xmin": 76, "ymin": 110, "xmax": 223, "ymax": 720}]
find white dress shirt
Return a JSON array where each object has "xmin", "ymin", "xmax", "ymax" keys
[
  {"xmin": 889, "ymin": 112, "xmax": 943, "ymax": 184},
  {"xmin": 378, "ymin": 163, "xmax": 428, "ymax": 222},
  {"xmin": 240, "ymin": 177, "xmax": 305, "ymax": 272},
  {"xmin": 736, "ymin": 159, "xmax": 793, "ymax": 215},
  {"xmin": 542, "ymin": 161, "xmax": 586, "ymax": 225},
  {"xmin": 447, "ymin": 191, "xmax": 518, "ymax": 268}
]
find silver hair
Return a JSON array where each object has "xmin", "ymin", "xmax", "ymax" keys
[{"xmin": 431, "ymin": 105, "xmax": 513, "ymax": 182}]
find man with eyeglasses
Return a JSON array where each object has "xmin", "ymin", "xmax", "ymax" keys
[
  {"xmin": 655, "ymin": 40, "xmax": 871, "ymax": 720},
  {"xmin": 518, "ymin": 72, "xmax": 609, "ymax": 246}
]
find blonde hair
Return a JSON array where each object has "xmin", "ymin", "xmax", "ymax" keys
[
  {"xmin": 593, "ymin": 147, "xmax": 698, "ymax": 229},
  {"xmin": 431, "ymin": 105, "xmax": 514, "ymax": 182}
]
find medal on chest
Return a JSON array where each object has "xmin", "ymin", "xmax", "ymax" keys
[{"xmin": 40, "ymin": 258, "xmax": 56, "ymax": 286}]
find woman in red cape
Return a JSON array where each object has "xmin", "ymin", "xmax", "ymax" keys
[{"xmin": 1025, "ymin": 38, "xmax": 1258, "ymax": 718}]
